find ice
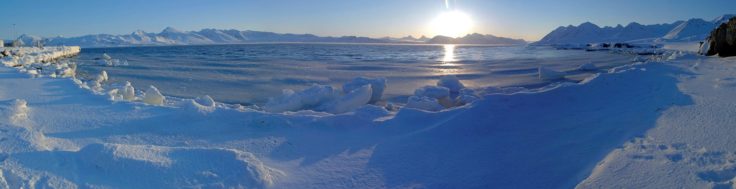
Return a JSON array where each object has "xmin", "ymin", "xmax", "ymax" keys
[
  {"xmin": 143, "ymin": 85, "xmax": 165, "ymax": 105},
  {"xmin": 405, "ymin": 96, "xmax": 444, "ymax": 111},
  {"xmin": 299, "ymin": 84, "xmax": 339, "ymax": 108},
  {"xmin": 326, "ymin": 84, "xmax": 372, "ymax": 114},
  {"xmin": 98, "ymin": 70, "xmax": 108, "ymax": 82},
  {"xmin": 263, "ymin": 85, "xmax": 339, "ymax": 113},
  {"xmin": 97, "ymin": 53, "xmax": 128, "ymax": 66},
  {"xmin": 343, "ymin": 77, "xmax": 386, "ymax": 103},
  {"xmin": 455, "ymin": 88, "xmax": 479, "ymax": 106},
  {"xmin": 122, "ymin": 81, "xmax": 136, "ymax": 101},
  {"xmin": 538, "ymin": 66, "xmax": 565, "ymax": 80},
  {"xmin": 91, "ymin": 70, "xmax": 109, "ymax": 91},
  {"xmin": 578, "ymin": 62, "xmax": 597, "ymax": 71},
  {"xmin": 263, "ymin": 89, "xmax": 303, "ymax": 113},
  {"xmin": 186, "ymin": 95, "xmax": 217, "ymax": 114},
  {"xmin": 437, "ymin": 75, "xmax": 465, "ymax": 93},
  {"xmin": 102, "ymin": 53, "xmax": 112, "ymax": 60},
  {"xmin": 414, "ymin": 86, "xmax": 450, "ymax": 99}
]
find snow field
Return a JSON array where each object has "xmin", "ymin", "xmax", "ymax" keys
[{"xmin": 0, "ymin": 45, "xmax": 723, "ymax": 188}]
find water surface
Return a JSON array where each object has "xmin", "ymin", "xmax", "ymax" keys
[{"xmin": 72, "ymin": 43, "xmax": 634, "ymax": 104}]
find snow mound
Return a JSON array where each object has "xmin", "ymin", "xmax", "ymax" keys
[
  {"xmin": 143, "ymin": 85, "xmax": 165, "ymax": 105},
  {"xmin": 343, "ymin": 77, "xmax": 386, "ymax": 103},
  {"xmin": 0, "ymin": 99, "xmax": 30, "ymax": 124},
  {"xmin": 405, "ymin": 96, "xmax": 444, "ymax": 111},
  {"xmin": 437, "ymin": 75, "xmax": 465, "ymax": 93},
  {"xmin": 35, "ymin": 143, "xmax": 285, "ymax": 188},
  {"xmin": 326, "ymin": 84, "xmax": 373, "ymax": 114},
  {"xmin": 538, "ymin": 67, "xmax": 565, "ymax": 80},
  {"xmin": 185, "ymin": 95, "xmax": 217, "ymax": 114},
  {"xmin": 0, "ymin": 99, "xmax": 76, "ymax": 153}
]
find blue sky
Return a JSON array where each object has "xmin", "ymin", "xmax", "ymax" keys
[{"xmin": 1, "ymin": 0, "xmax": 735, "ymax": 41}]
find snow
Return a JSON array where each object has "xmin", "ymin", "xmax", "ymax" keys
[
  {"xmin": 1, "ymin": 43, "xmax": 735, "ymax": 188},
  {"xmin": 184, "ymin": 95, "xmax": 217, "ymax": 114},
  {"xmin": 534, "ymin": 14, "xmax": 734, "ymax": 45},
  {"xmin": 577, "ymin": 55, "xmax": 736, "ymax": 189}
]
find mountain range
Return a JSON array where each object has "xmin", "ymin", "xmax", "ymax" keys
[
  {"xmin": 16, "ymin": 27, "xmax": 526, "ymax": 47},
  {"xmin": 533, "ymin": 14, "xmax": 735, "ymax": 45}
]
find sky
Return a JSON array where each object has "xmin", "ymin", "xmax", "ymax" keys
[{"xmin": 1, "ymin": 0, "xmax": 735, "ymax": 41}]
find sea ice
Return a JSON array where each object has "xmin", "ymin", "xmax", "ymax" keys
[
  {"xmin": 186, "ymin": 95, "xmax": 217, "ymax": 114},
  {"xmin": 405, "ymin": 96, "xmax": 444, "ymax": 111},
  {"xmin": 264, "ymin": 85, "xmax": 339, "ymax": 113},
  {"xmin": 327, "ymin": 84, "xmax": 372, "ymax": 114},
  {"xmin": 122, "ymin": 81, "xmax": 136, "ymax": 101},
  {"xmin": 343, "ymin": 77, "xmax": 386, "ymax": 103},
  {"xmin": 263, "ymin": 89, "xmax": 303, "ymax": 113},
  {"xmin": 414, "ymin": 86, "xmax": 450, "ymax": 99},
  {"xmin": 437, "ymin": 75, "xmax": 465, "ymax": 93},
  {"xmin": 143, "ymin": 85, "xmax": 165, "ymax": 105},
  {"xmin": 538, "ymin": 66, "xmax": 565, "ymax": 80},
  {"xmin": 578, "ymin": 62, "xmax": 597, "ymax": 71}
]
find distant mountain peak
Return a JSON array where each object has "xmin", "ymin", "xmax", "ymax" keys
[
  {"xmin": 161, "ymin": 27, "xmax": 183, "ymax": 34},
  {"xmin": 578, "ymin": 22, "xmax": 600, "ymax": 28},
  {"xmin": 427, "ymin": 33, "xmax": 526, "ymax": 45},
  {"xmin": 21, "ymin": 27, "xmax": 526, "ymax": 47},
  {"xmin": 534, "ymin": 14, "xmax": 736, "ymax": 45}
]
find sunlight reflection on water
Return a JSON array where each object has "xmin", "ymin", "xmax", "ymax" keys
[
  {"xmin": 442, "ymin": 44, "xmax": 456, "ymax": 63},
  {"xmin": 439, "ymin": 44, "xmax": 461, "ymax": 75}
]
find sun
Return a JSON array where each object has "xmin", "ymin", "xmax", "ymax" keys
[{"xmin": 431, "ymin": 11, "xmax": 474, "ymax": 38}]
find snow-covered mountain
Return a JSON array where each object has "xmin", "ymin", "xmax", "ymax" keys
[
  {"xmin": 31, "ymin": 27, "xmax": 394, "ymax": 47},
  {"xmin": 427, "ymin": 33, "xmax": 527, "ymax": 45},
  {"xmin": 534, "ymin": 14, "xmax": 735, "ymax": 45},
  {"xmin": 23, "ymin": 27, "xmax": 525, "ymax": 47},
  {"xmin": 661, "ymin": 14, "xmax": 735, "ymax": 41}
]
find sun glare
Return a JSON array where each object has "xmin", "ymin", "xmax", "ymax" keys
[{"xmin": 431, "ymin": 11, "xmax": 474, "ymax": 38}]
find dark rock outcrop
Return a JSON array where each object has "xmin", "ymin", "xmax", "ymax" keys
[{"xmin": 702, "ymin": 17, "xmax": 736, "ymax": 57}]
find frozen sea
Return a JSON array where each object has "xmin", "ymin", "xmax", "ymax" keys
[{"xmin": 71, "ymin": 43, "xmax": 635, "ymax": 104}]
